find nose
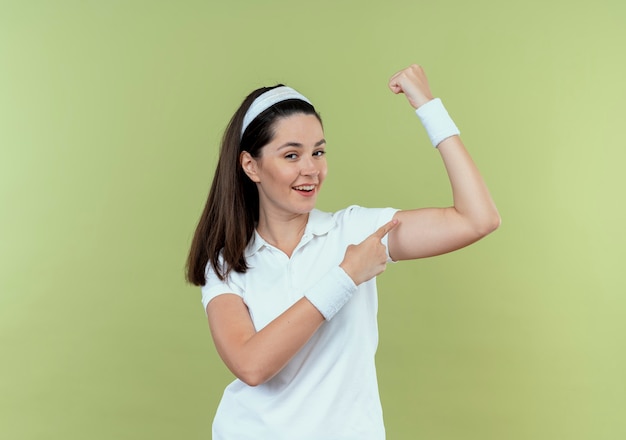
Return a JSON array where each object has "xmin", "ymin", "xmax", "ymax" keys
[{"xmin": 300, "ymin": 155, "xmax": 320, "ymax": 177}]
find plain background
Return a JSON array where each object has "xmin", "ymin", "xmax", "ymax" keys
[{"xmin": 1, "ymin": 0, "xmax": 625, "ymax": 438}]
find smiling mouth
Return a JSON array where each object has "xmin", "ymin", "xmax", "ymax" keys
[{"xmin": 292, "ymin": 185, "xmax": 315, "ymax": 192}]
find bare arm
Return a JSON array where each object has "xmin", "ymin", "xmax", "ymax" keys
[
  {"xmin": 207, "ymin": 220, "xmax": 398, "ymax": 386},
  {"xmin": 386, "ymin": 65, "xmax": 500, "ymax": 261},
  {"xmin": 207, "ymin": 294, "xmax": 324, "ymax": 387}
]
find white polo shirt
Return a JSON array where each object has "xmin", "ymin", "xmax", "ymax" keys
[{"xmin": 201, "ymin": 205, "xmax": 398, "ymax": 440}]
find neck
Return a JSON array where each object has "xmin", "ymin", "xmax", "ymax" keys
[{"xmin": 256, "ymin": 211, "xmax": 310, "ymax": 257}]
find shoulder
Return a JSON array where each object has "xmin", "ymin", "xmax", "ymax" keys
[{"xmin": 200, "ymin": 256, "xmax": 245, "ymax": 311}]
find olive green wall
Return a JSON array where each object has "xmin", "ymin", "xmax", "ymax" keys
[{"xmin": 1, "ymin": 1, "xmax": 624, "ymax": 439}]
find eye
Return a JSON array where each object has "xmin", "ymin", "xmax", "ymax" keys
[
  {"xmin": 284, "ymin": 153, "xmax": 298, "ymax": 160},
  {"xmin": 313, "ymin": 150, "xmax": 326, "ymax": 157}
]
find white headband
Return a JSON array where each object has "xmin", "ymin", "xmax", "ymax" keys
[{"xmin": 241, "ymin": 86, "xmax": 312, "ymax": 137}]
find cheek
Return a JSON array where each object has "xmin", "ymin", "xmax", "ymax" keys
[
  {"xmin": 319, "ymin": 162, "xmax": 328, "ymax": 181},
  {"xmin": 269, "ymin": 167, "xmax": 297, "ymax": 188}
]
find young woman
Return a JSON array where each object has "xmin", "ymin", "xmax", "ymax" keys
[{"xmin": 187, "ymin": 64, "xmax": 500, "ymax": 439}]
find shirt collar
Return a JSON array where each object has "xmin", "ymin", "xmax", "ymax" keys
[{"xmin": 244, "ymin": 209, "xmax": 336, "ymax": 258}]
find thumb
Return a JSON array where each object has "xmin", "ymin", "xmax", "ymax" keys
[{"xmin": 371, "ymin": 219, "xmax": 399, "ymax": 241}]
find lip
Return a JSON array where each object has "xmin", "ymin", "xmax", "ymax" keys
[{"xmin": 292, "ymin": 184, "xmax": 318, "ymax": 197}]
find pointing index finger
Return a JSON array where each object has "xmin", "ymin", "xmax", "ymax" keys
[{"xmin": 372, "ymin": 219, "xmax": 399, "ymax": 240}]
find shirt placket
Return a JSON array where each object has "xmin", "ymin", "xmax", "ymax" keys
[{"xmin": 288, "ymin": 233, "xmax": 314, "ymax": 301}]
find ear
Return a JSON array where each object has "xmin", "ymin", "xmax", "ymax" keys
[{"xmin": 240, "ymin": 151, "xmax": 260, "ymax": 183}]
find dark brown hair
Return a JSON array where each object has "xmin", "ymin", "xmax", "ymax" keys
[{"xmin": 186, "ymin": 85, "xmax": 321, "ymax": 285}]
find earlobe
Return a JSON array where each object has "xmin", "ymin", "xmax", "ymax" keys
[{"xmin": 240, "ymin": 151, "xmax": 260, "ymax": 183}]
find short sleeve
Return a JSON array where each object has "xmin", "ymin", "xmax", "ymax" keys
[
  {"xmin": 335, "ymin": 205, "xmax": 399, "ymax": 262},
  {"xmin": 200, "ymin": 259, "xmax": 244, "ymax": 312},
  {"xmin": 376, "ymin": 207, "xmax": 400, "ymax": 262}
]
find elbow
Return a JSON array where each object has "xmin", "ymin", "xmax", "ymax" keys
[
  {"xmin": 222, "ymin": 347, "xmax": 279, "ymax": 387},
  {"xmin": 234, "ymin": 363, "xmax": 271, "ymax": 387},
  {"xmin": 239, "ymin": 374, "xmax": 265, "ymax": 388},
  {"xmin": 476, "ymin": 211, "xmax": 501, "ymax": 237}
]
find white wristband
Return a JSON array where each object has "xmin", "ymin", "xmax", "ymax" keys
[
  {"xmin": 415, "ymin": 98, "xmax": 460, "ymax": 148},
  {"xmin": 304, "ymin": 266, "xmax": 357, "ymax": 321}
]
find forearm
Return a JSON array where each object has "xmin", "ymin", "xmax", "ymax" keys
[
  {"xmin": 214, "ymin": 296, "xmax": 325, "ymax": 387},
  {"xmin": 437, "ymin": 135, "xmax": 501, "ymax": 235},
  {"xmin": 208, "ymin": 266, "xmax": 356, "ymax": 386}
]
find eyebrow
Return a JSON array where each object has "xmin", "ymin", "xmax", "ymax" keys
[{"xmin": 277, "ymin": 139, "xmax": 326, "ymax": 150}]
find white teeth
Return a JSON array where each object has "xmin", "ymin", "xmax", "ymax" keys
[{"xmin": 293, "ymin": 185, "xmax": 315, "ymax": 191}]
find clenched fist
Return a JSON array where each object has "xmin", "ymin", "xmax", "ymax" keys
[{"xmin": 388, "ymin": 64, "xmax": 435, "ymax": 109}]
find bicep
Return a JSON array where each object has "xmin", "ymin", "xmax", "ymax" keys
[{"xmin": 388, "ymin": 207, "xmax": 482, "ymax": 261}]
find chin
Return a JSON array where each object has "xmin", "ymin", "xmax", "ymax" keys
[{"xmin": 294, "ymin": 202, "xmax": 317, "ymax": 215}]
